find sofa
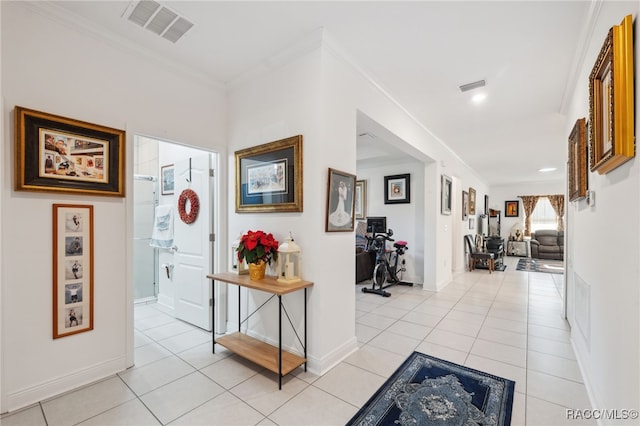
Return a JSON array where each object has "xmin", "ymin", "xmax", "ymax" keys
[{"xmin": 530, "ymin": 230, "xmax": 564, "ymax": 260}]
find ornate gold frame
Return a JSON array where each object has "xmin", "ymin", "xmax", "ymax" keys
[
  {"xmin": 568, "ymin": 118, "xmax": 588, "ymax": 201},
  {"xmin": 589, "ymin": 15, "xmax": 635, "ymax": 174},
  {"xmin": 235, "ymin": 135, "xmax": 303, "ymax": 213}
]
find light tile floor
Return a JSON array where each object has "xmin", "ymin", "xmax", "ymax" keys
[{"xmin": 2, "ymin": 256, "xmax": 595, "ymax": 425}]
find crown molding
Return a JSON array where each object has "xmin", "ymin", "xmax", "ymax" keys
[
  {"xmin": 559, "ymin": 0, "xmax": 604, "ymax": 115},
  {"xmin": 17, "ymin": 1, "xmax": 223, "ymax": 90}
]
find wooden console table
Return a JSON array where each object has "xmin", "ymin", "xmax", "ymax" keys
[{"xmin": 206, "ymin": 272, "xmax": 313, "ymax": 389}]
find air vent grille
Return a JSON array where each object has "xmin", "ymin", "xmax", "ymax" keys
[
  {"xmin": 163, "ymin": 17, "xmax": 194, "ymax": 43},
  {"xmin": 125, "ymin": 0, "xmax": 193, "ymax": 43}
]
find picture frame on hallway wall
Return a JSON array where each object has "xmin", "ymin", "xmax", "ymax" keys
[
  {"xmin": 505, "ymin": 200, "xmax": 519, "ymax": 217},
  {"xmin": 326, "ymin": 168, "xmax": 356, "ymax": 232},
  {"xmin": 235, "ymin": 135, "xmax": 303, "ymax": 213},
  {"xmin": 355, "ymin": 179, "xmax": 367, "ymax": 220},
  {"xmin": 468, "ymin": 187, "xmax": 476, "ymax": 215},
  {"xmin": 14, "ymin": 106, "xmax": 125, "ymax": 197},
  {"xmin": 53, "ymin": 204, "xmax": 94, "ymax": 339},
  {"xmin": 441, "ymin": 175, "xmax": 452, "ymax": 215},
  {"xmin": 462, "ymin": 190, "xmax": 469, "ymax": 220},
  {"xmin": 588, "ymin": 14, "xmax": 635, "ymax": 175},
  {"xmin": 384, "ymin": 173, "xmax": 410, "ymax": 204},
  {"xmin": 568, "ymin": 118, "xmax": 588, "ymax": 201}
]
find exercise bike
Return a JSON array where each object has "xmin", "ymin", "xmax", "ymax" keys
[{"xmin": 362, "ymin": 229, "xmax": 413, "ymax": 297}]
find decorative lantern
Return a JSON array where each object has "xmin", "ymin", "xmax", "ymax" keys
[
  {"xmin": 231, "ymin": 234, "xmax": 248, "ymax": 275},
  {"xmin": 277, "ymin": 235, "xmax": 301, "ymax": 284}
]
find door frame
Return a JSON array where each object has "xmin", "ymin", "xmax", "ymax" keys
[{"xmin": 127, "ymin": 134, "xmax": 224, "ymax": 368}]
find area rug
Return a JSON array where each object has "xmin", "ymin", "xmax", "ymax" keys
[
  {"xmin": 516, "ymin": 258, "xmax": 564, "ymax": 274},
  {"xmin": 347, "ymin": 351, "xmax": 515, "ymax": 426}
]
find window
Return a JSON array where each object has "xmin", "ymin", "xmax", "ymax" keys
[{"xmin": 530, "ymin": 197, "xmax": 559, "ymax": 232}]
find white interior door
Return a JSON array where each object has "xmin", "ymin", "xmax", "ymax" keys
[{"xmin": 173, "ymin": 155, "xmax": 213, "ymax": 331}]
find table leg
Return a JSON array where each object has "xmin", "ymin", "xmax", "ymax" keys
[
  {"xmin": 304, "ymin": 288, "xmax": 307, "ymax": 372},
  {"xmin": 278, "ymin": 295, "xmax": 282, "ymax": 390}
]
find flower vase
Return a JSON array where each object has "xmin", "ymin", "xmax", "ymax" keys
[{"xmin": 248, "ymin": 261, "xmax": 267, "ymax": 280}]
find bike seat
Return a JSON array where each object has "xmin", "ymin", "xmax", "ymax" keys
[{"xmin": 394, "ymin": 241, "xmax": 407, "ymax": 249}]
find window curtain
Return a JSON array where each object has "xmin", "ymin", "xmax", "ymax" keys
[
  {"xmin": 547, "ymin": 194, "xmax": 565, "ymax": 231},
  {"xmin": 520, "ymin": 195, "xmax": 539, "ymax": 236}
]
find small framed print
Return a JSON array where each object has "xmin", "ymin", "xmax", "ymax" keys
[
  {"xmin": 505, "ymin": 200, "xmax": 519, "ymax": 217},
  {"xmin": 462, "ymin": 190, "xmax": 469, "ymax": 220},
  {"xmin": 441, "ymin": 175, "xmax": 452, "ymax": 215},
  {"xmin": 326, "ymin": 168, "xmax": 356, "ymax": 232},
  {"xmin": 161, "ymin": 164, "xmax": 175, "ymax": 195},
  {"xmin": 384, "ymin": 173, "xmax": 410, "ymax": 204},
  {"xmin": 53, "ymin": 204, "xmax": 94, "ymax": 338},
  {"xmin": 469, "ymin": 187, "xmax": 476, "ymax": 215},
  {"xmin": 355, "ymin": 180, "xmax": 367, "ymax": 220}
]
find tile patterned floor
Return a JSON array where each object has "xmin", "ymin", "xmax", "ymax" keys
[{"xmin": 2, "ymin": 256, "xmax": 595, "ymax": 425}]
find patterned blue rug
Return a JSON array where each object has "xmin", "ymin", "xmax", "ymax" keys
[
  {"xmin": 347, "ymin": 351, "xmax": 515, "ymax": 426},
  {"xmin": 516, "ymin": 258, "xmax": 564, "ymax": 274}
]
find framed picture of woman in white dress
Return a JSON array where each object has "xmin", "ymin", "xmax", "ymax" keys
[{"xmin": 326, "ymin": 168, "xmax": 356, "ymax": 232}]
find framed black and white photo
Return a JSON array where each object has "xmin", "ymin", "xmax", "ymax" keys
[
  {"xmin": 441, "ymin": 175, "xmax": 452, "ymax": 215},
  {"xmin": 326, "ymin": 168, "xmax": 356, "ymax": 232},
  {"xmin": 53, "ymin": 204, "xmax": 94, "ymax": 339},
  {"xmin": 384, "ymin": 174, "xmax": 410, "ymax": 204}
]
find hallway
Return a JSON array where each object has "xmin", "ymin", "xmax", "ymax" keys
[{"xmin": 1, "ymin": 256, "xmax": 593, "ymax": 425}]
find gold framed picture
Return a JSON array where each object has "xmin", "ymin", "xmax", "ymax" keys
[
  {"xmin": 469, "ymin": 187, "xmax": 476, "ymax": 215},
  {"xmin": 15, "ymin": 106, "xmax": 125, "ymax": 197},
  {"xmin": 568, "ymin": 118, "xmax": 588, "ymax": 201},
  {"xmin": 235, "ymin": 135, "xmax": 303, "ymax": 213},
  {"xmin": 589, "ymin": 15, "xmax": 635, "ymax": 174}
]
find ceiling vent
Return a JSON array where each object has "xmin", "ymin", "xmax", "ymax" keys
[
  {"xmin": 459, "ymin": 79, "xmax": 486, "ymax": 92},
  {"xmin": 124, "ymin": 0, "xmax": 193, "ymax": 43}
]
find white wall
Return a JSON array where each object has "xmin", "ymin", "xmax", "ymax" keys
[
  {"xmin": 563, "ymin": 3, "xmax": 639, "ymax": 421},
  {"xmin": 357, "ymin": 160, "xmax": 425, "ymax": 283},
  {"xmin": 0, "ymin": 2, "xmax": 226, "ymax": 411},
  {"xmin": 225, "ymin": 31, "xmax": 492, "ymax": 374}
]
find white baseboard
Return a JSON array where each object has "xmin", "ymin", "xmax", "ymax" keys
[
  {"xmin": 306, "ymin": 336, "xmax": 359, "ymax": 376},
  {"xmin": 4, "ymin": 356, "xmax": 126, "ymax": 413}
]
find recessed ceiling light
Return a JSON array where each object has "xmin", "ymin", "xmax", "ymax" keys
[
  {"xmin": 538, "ymin": 167, "xmax": 557, "ymax": 173},
  {"xmin": 471, "ymin": 93, "xmax": 487, "ymax": 104}
]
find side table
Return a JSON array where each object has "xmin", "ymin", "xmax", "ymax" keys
[
  {"xmin": 507, "ymin": 240, "xmax": 530, "ymax": 257},
  {"xmin": 207, "ymin": 272, "xmax": 313, "ymax": 389}
]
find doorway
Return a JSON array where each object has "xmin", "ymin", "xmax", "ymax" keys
[{"xmin": 133, "ymin": 135, "xmax": 224, "ymax": 332}]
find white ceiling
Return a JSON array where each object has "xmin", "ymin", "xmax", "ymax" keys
[{"xmin": 48, "ymin": 0, "xmax": 594, "ymax": 185}]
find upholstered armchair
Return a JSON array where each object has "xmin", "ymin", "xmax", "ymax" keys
[{"xmin": 530, "ymin": 230, "xmax": 564, "ymax": 260}]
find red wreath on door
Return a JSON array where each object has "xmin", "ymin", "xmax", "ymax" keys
[{"xmin": 178, "ymin": 189, "xmax": 199, "ymax": 224}]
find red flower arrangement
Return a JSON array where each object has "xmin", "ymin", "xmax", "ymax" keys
[{"xmin": 236, "ymin": 230, "xmax": 279, "ymax": 265}]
